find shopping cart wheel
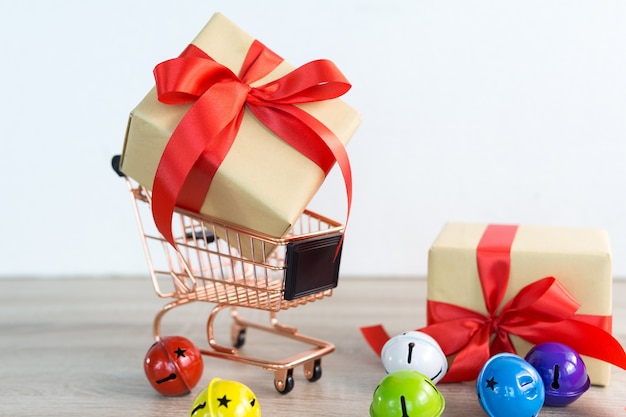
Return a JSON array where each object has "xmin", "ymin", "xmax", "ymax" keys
[
  {"xmin": 274, "ymin": 369, "xmax": 295, "ymax": 395},
  {"xmin": 304, "ymin": 359, "xmax": 322, "ymax": 382}
]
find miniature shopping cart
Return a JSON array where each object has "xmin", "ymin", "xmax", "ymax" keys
[{"xmin": 112, "ymin": 156, "xmax": 344, "ymax": 394}]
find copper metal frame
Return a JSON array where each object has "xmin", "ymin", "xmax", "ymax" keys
[{"xmin": 123, "ymin": 176, "xmax": 343, "ymax": 394}]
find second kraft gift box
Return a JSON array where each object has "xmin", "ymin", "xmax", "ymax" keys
[
  {"xmin": 426, "ymin": 223, "xmax": 615, "ymax": 385},
  {"xmin": 119, "ymin": 13, "xmax": 360, "ymax": 259},
  {"xmin": 360, "ymin": 223, "xmax": 626, "ymax": 386}
]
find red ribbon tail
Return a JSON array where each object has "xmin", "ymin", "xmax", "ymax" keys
[
  {"xmin": 151, "ymin": 84, "xmax": 248, "ymax": 246},
  {"xmin": 360, "ymin": 325, "xmax": 391, "ymax": 357},
  {"xmin": 249, "ymin": 103, "xmax": 352, "ymax": 259},
  {"xmin": 518, "ymin": 319, "xmax": 626, "ymax": 370}
]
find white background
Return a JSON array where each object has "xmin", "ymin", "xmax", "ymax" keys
[{"xmin": 1, "ymin": 1, "xmax": 625, "ymax": 278}]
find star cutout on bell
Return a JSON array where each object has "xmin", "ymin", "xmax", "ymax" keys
[
  {"xmin": 174, "ymin": 347, "xmax": 186, "ymax": 358},
  {"xmin": 218, "ymin": 394, "xmax": 231, "ymax": 408},
  {"xmin": 486, "ymin": 377, "xmax": 498, "ymax": 391}
]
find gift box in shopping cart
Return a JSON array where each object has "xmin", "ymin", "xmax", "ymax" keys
[{"xmin": 118, "ymin": 12, "xmax": 361, "ymax": 261}]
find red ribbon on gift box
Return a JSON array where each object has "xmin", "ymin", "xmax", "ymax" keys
[
  {"xmin": 361, "ymin": 224, "xmax": 626, "ymax": 382},
  {"xmin": 150, "ymin": 40, "xmax": 353, "ymax": 246}
]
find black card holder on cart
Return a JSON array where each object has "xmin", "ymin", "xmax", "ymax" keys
[{"xmin": 283, "ymin": 233, "xmax": 343, "ymax": 300}]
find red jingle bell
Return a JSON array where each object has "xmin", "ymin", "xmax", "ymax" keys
[{"xmin": 144, "ymin": 335, "xmax": 204, "ymax": 396}]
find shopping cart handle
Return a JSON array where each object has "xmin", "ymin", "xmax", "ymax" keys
[
  {"xmin": 112, "ymin": 153, "xmax": 215, "ymax": 244},
  {"xmin": 111, "ymin": 155, "xmax": 125, "ymax": 177}
]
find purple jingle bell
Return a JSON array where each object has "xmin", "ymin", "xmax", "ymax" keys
[{"xmin": 524, "ymin": 342, "xmax": 590, "ymax": 406}]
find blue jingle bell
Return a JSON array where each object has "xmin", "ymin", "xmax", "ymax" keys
[{"xmin": 476, "ymin": 353, "xmax": 545, "ymax": 417}]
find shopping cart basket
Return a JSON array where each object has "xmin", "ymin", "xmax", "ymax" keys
[{"xmin": 112, "ymin": 156, "xmax": 344, "ymax": 394}]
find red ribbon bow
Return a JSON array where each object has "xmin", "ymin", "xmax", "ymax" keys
[
  {"xmin": 151, "ymin": 41, "xmax": 353, "ymax": 245},
  {"xmin": 361, "ymin": 224, "xmax": 626, "ymax": 382}
]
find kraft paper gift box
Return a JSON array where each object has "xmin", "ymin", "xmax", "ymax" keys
[
  {"xmin": 119, "ymin": 13, "xmax": 360, "ymax": 259},
  {"xmin": 427, "ymin": 223, "xmax": 615, "ymax": 386}
]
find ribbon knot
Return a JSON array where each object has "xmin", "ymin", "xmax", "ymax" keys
[
  {"xmin": 149, "ymin": 41, "xmax": 353, "ymax": 246},
  {"xmin": 489, "ymin": 317, "xmax": 501, "ymax": 335}
]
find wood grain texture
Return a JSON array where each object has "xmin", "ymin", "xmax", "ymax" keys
[{"xmin": 1, "ymin": 277, "xmax": 624, "ymax": 416}]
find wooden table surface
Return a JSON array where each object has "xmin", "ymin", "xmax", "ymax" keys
[{"xmin": 1, "ymin": 277, "xmax": 625, "ymax": 416}]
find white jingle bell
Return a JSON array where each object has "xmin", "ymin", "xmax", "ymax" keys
[{"xmin": 381, "ymin": 331, "xmax": 448, "ymax": 384}]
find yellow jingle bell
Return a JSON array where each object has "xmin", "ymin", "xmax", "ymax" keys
[{"xmin": 190, "ymin": 378, "xmax": 261, "ymax": 417}]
